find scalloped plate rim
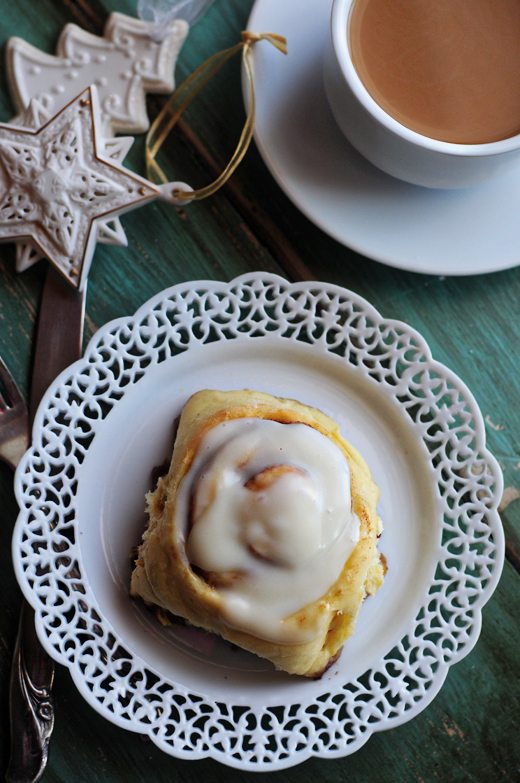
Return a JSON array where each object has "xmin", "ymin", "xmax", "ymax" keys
[{"xmin": 12, "ymin": 272, "xmax": 505, "ymax": 770}]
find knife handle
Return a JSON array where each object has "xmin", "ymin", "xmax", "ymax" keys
[
  {"xmin": 6, "ymin": 602, "xmax": 55, "ymax": 783},
  {"xmin": 30, "ymin": 267, "xmax": 85, "ymax": 418}
]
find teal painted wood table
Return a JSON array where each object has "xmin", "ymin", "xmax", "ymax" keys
[{"xmin": 0, "ymin": 1, "xmax": 519, "ymax": 781}]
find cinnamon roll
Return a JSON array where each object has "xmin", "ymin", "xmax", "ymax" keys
[{"xmin": 130, "ymin": 389, "xmax": 385, "ymax": 677}]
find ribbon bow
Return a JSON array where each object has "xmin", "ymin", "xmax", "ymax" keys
[{"xmin": 146, "ymin": 31, "xmax": 288, "ymax": 201}]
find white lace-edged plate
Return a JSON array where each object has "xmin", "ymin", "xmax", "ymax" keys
[{"xmin": 13, "ymin": 273, "xmax": 504, "ymax": 770}]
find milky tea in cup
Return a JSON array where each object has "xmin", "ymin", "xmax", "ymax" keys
[{"xmin": 348, "ymin": 0, "xmax": 520, "ymax": 145}]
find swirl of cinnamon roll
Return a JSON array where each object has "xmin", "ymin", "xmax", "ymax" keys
[
  {"xmin": 131, "ymin": 389, "xmax": 385, "ymax": 678},
  {"xmin": 181, "ymin": 418, "xmax": 359, "ymax": 644}
]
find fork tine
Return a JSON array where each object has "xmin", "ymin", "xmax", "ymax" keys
[{"xmin": 0, "ymin": 357, "xmax": 24, "ymax": 409}]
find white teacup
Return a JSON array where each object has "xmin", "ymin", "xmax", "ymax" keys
[{"xmin": 323, "ymin": 0, "xmax": 520, "ymax": 189}]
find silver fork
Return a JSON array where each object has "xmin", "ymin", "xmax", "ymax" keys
[{"xmin": 0, "ymin": 357, "xmax": 55, "ymax": 783}]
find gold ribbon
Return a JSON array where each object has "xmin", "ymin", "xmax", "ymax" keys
[{"xmin": 145, "ymin": 31, "xmax": 288, "ymax": 201}]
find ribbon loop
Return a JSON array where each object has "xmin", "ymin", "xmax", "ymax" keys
[{"xmin": 145, "ymin": 31, "xmax": 287, "ymax": 201}]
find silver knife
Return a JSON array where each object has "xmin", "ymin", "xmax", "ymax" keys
[{"xmin": 7, "ymin": 266, "xmax": 86, "ymax": 783}]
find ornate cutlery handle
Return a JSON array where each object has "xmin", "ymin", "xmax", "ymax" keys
[
  {"xmin": 6, "ymin": 603, "xmax": 54, "ymax": 783},
  {"xmin": 7, "ymin": 268, "xmax": 84, "ymax": 781}
]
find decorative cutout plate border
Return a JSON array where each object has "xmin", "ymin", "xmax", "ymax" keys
[{"xmin": 13, "ymin": 273, "xmax": 504, "ymax": 770}]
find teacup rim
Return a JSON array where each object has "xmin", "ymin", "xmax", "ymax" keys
[{"xmin": 332, "ymin": 0, "xmax": 520, "ymax": 158}]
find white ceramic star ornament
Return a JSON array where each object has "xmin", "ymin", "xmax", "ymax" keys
[
  {"xmin": 5, "ymin": 10, "xmax": 190, "ymax": 273},
  {"xmin": 0, "ymin": 86, "xmax": 191, "ymax": 290}
]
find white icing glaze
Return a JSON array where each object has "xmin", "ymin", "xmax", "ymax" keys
[{"xmin": 176, "ymin": 418, "xmax": 359, "ymax": 644}]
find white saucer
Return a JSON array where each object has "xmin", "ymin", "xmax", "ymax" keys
[{"xmin": 247, "ymin": 0, "xmax": 520, "ymax": 276}]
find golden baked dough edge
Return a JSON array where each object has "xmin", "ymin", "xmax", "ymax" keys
[{"xmin": 130, "ymin": 389, "xmax": 385, "ymax": 678}]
